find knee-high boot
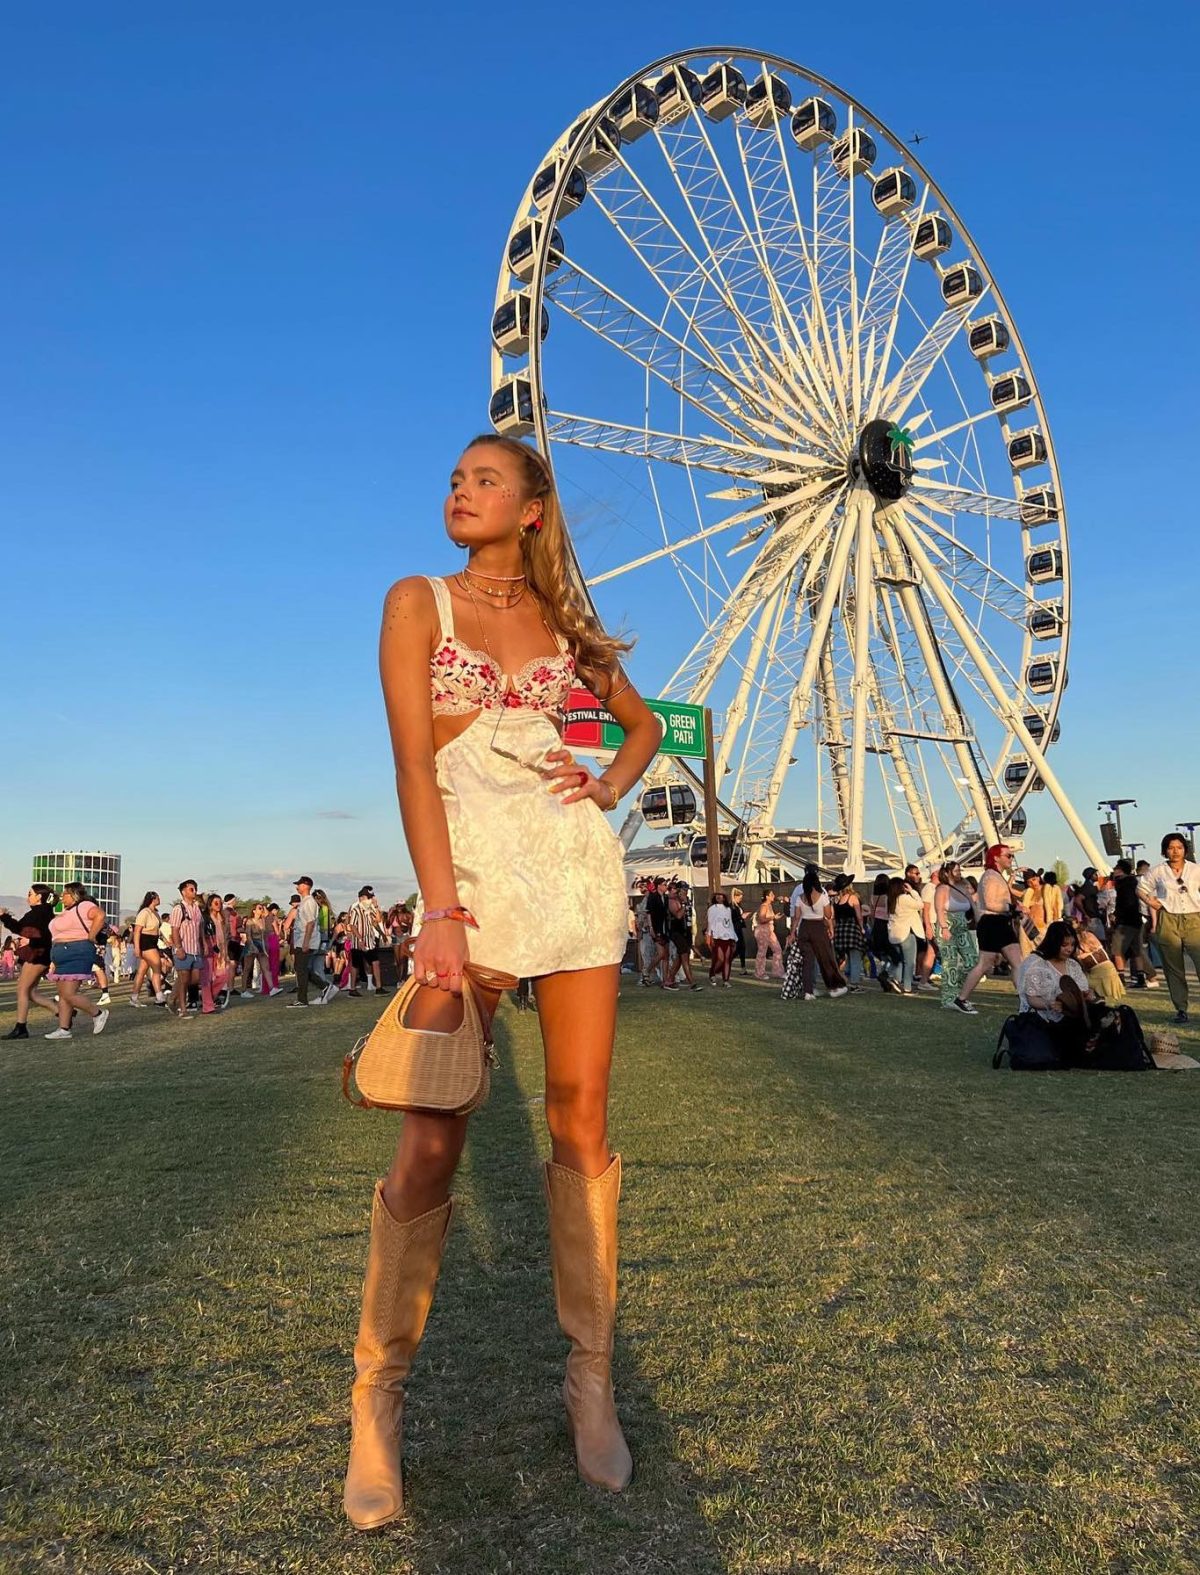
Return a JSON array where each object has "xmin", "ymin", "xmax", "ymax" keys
[
  {"xmin": 343, "ymin": 1182, "xmax": 453, "ymax": 1530},
  {"xmin": 543, "ymin": 1154, "xmax": 633, "ymax": 1492}
]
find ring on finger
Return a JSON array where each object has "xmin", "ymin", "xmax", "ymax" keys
[{"xmin": 424, "ymin": 970, "xmax": 438, "ymax": 984}]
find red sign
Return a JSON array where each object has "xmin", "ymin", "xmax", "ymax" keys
[{"xmin": 561, "ymin": 686, "xmax": 617, "ymax": 750}]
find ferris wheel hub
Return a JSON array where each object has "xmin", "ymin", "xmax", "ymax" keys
[{"xmin": 851, "ymin": 418, "xmax": 914, "ymax": 503}]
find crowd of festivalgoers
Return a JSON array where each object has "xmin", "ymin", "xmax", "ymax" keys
[
  {"xmin": 629, "ymin": 833, "xmax": 1200, "ymax": 1030},
  {"xmin": 0, "ymin": 877, "xmax": 414, "ymax": 1040},
  {"xmin": 5, "ymin": 834, "xmax": 1199, "ymax": 1043}
]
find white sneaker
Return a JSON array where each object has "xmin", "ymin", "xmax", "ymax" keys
[
  {"xmin": 724, "ymin": 981, "xmax": 731, "ymax": 989},
  {"xmin": 240, "ymin": 990, "xmax": 255, "ymax": 998},
  {"xmin": 322, "ymin": 983, "xmax": 340, "ymax": 1005},
  {"xmin": 1146, "ymin": 979, "xmax": 1161, "ymax": 989},
  {"xmin": 269, "ymin": 986, "xmax": 282, "ymax": 997},
  {"xmin": 98, "ymin": 992, "xmax": 112, "ymax": 1005},
  {"xmin": 93, "ymin": 1009, "xmax": 109, "ymax": 1037},
  {"xmin": 803, "ymin": 993, "xmax": 816, "ymax": 1002},
  {"xmin": 829, "ymin": 987, "xmax": 849, "ymax": 998},
  {"xmin": 45, "ymin": 1027, "xmax": 73, "ymax": 1040},
  {"xmin": 154, "ymin": 993, "xmax": 167, "ymax": 1005},
  {"xmin": 129, "ymin": 996, "xmax": 143, "ymax": 1008}
]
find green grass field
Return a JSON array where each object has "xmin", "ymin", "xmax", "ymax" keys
[{"xmin": 1, "ymin": 972, "xmax": 1198, "ymax": 1575}]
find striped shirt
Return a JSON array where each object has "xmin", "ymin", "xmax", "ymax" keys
[
  {"xmin": 170, "ymin": 899, "xmax": 203, "ymax": 955},
  {"xmin": 348, "ymin": 900, "xmax": 382, "ymax": 949}
]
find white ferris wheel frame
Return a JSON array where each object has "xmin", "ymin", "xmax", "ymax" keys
[{"xmin": 490, "ymin": 47, "xmax": 1108, "ymax": 875}]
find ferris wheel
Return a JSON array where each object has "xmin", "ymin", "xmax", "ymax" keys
[{"xmin": 489, "ymin": 47, "xmax": 1107, "ymax": 874}]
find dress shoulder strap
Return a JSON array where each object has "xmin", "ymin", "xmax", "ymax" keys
[{"xmin": 425, "ymin": 576, "xmax": 454, "ymax": 642}]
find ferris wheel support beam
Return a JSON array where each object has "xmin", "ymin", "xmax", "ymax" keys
[
  {"xmin": 713, "ymin": 583, "xmax": 787, "ymax": 782},
  {"xmin": 888, "ymin": 512, "xmax": 1107, "ymax": 871},
  {"xmin": 875, "ymin": 512, "xmax": 998, "ymax": 847},
  {"xmin": 866, "ymin": 666, "xmax": 943, "ymax": 860},
  {"xmin": 817, "ymin": 645, "xmax": 851, "ymax": 836},
  {"xmin": 845, "ymin": 492, "xmax": 874, "ymax": 875},
  {"xmin": 760, "ymin": 499, "xmax": 860, "ymax": 829}
]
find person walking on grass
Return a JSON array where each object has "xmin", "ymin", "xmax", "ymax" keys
[
  {"xmin": 830, "ymin": 874, "xmax": 865, "ymax": 986},
  {"xmin": 664, "ymin": 881, "xmax": 701, "ymax": 991},
  {"xmin": 347, "ymin": 886, "xmax": 385, "ymax": 998},
  {"xmin": 704, "ymin": 891, "xmax": 737, "ymax": 987},
  {"xmin": 342, "ymin": 432, "xmax": 660, "ymax": 1530},
  {"xmin": 1109, "ymin": 858, "xmax": 1159, "ymax": 991},
  {"xmin": 169, "ymin": 880, "xmax": 204, "ymax": 1020},
  {"xmin": 45, "ymin": 883, "xmax": 109, "ymax": 1040},
  {"xmin": 782, "ymin": 869, "xmax": 849, "ymax": 1002},
  {"xmin": 729, "ymin": 887, "xmax": 748, "ymax": 974},
  {"xmin": 753, "ymin": 889, "xmax": 785, "ymax": 981},
  {"xmin": 1142, "ymin": 832, "xmax": 1200, "ymax": 1025},
  {"xmin": 287, "ymin": 877, "xmax": 324, "ymax": 1009},
  {"xmin": 260, "ymin": 903, "xmax": 283, "ymax": 995},
  {"xmin": 1, "ymin": 884, "xmax": 57, "ymax": 1039},
  {"xmin": 886, "ymin": 877, "xmax": 924, "ymax": 996},
  {"xmin": 954, "ymin": 844, "xmax": 1024, "ymax": 1013},
  {"xmin": 130, "ymin": 891, "xmax": 168, "ymax": 1007},
  {"xmin": 934, "ymin": 860, "xmax": 979, "ymax": 1013}
]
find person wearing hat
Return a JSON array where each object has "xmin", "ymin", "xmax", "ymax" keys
[
  {"xmin": 287, "ymin": 877, "xmax": 323, "ymax": 1008},
  {"xmin": 347, "ymin": 885, "xmax": 387, "ymax": 997}
]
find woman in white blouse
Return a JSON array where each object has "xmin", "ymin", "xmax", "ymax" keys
[
  {"xmin": 1016, "ymin": 922, "xmax": 1103, "ymax": 1059},
  {"xmin": 782, "ymin": 870, "xmax": 849, "ymax": 1002},
  {"xmin": 704, "ymin": 892, "xmax": 738, "ymax": 988}
]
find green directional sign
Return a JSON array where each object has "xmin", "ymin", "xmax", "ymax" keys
[{"xmin": 644, "ymin": 699, "xmax": 706, "ymax": 758}]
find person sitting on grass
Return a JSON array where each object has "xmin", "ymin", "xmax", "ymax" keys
[
  {"xmin": 1016, "ymin": 921, "xmax": 1107, "ymax": 1063},
  {"xmin": 1072, "ymin": 923, "xmax": 1126, "ymax": 1006}
]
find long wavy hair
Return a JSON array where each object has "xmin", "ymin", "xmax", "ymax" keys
[{"xmin": 464, "ymin": 433, "xmax": 632, "ymax": 697}]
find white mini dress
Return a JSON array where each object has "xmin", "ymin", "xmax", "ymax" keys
[{"xmin": 413, "ymin": 577, "xmax": 629, "ymax": 979}]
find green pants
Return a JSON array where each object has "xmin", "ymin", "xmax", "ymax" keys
[
  {"xmin": 939, "ymin": 912, "xmax": 979, "ymax": 1006},
  {"xmin": 1155, "ymin": 911, "xmax": 1200, "ymax": 1013}
]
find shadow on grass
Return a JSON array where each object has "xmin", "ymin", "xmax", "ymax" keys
[
  {"xmin": 0, "ymin": 994, "xmax": 725, "ymax": 1575},
  {"xmin": 381, "ymin": 1009, "xmax": 726, "ymax": 1575}
]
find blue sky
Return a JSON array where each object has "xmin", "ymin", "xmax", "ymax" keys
[{"xmin": 2, "ymin": 1, "xmax": 1196, "ymax": 911}]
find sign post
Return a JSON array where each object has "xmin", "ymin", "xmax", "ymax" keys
[{"xmin": 702, "ymin": 705, "xmax": 721, "ymax": 898}]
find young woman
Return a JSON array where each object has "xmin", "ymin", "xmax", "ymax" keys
[
  {"xmin": 1021, "ymin": 869, "xmax": 1047, "ymax": 943},
  {"xmin": 885, "ymin": 877, "xmax": 924, "ymax": 996},
  {"xmin": 664, "ymin": 881, "xmax": 700, "ymax": 991},
  {"xmin": 728, "ymin": 887, "xmax": 747, "ymax": 975},
  {"xmin": 866, "ymin": 873, "xmax": 898, "ymax": 990},
  {"xmin": 1073, "ymin": 923, "xmax": 1126, "ymax": 1006},
  {"xmin": 0, "ymin": 884, "xmax": 57, "ymax": 1038},
  {"xmin": 260, "ymin": 904, "xmax": 283, "ymax": 996},
  {"xmin": 830, "ymin": 874, "xmax": 865, "ymax": 985},
  {"xmin": 200, "ymin": 894, "xmax": 229, "ymax": 1013},
  {"xmin": 782, "ymin": 870, "xmax": 849, "ymax": 1002},
  {"xmin": 955, "ymin": 844, "xmax": 1024, "ymax": 1010},
  {"xmin": 46, "ymin": 883, "xmax": 109, "ymax": 1039},
  {"xmin": 704, "ymin": 891, "xmax": 737, "ymax": 987},
  {"xmin": 130, "ymin": 892, "xmax": 168, "ymax": 1007},
  {"xmin": 1141, "ymin": 832, "xmax": 1200, "ymax": 1025},
  {"xmin": 343, "ymin": 433, "xmax": 659, "ymax": 1531},
  {"xmin": 387, "ymin": 903, "xmax": 412, "ymax": 985},
  {"xmin": 933, "ymin": 860, "xmax": 979, "ymax": 1013},
  {"xmin": 1016, "ymin": 922, "xmax": 1104, "ymax": 1060},
  {"xmin": 239, "ymin": 903, "xmax": 269, "ymax": 996},
  {"xmin": 753, "ymin": 889, "xmax": 784, "ymax": 981}
]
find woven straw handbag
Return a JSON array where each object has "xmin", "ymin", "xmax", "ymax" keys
[{"xmin": 342, "ymin": 969, "xmax": 511, "ymax": 1115}]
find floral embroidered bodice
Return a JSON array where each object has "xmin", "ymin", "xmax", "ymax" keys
[{"xmin": 427, "ymin": 576, "xmax": 575, "ymax": 716}]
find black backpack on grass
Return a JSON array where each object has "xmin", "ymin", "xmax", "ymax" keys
[
  {"xmin": 1087, "ymin": 1006, "xmax": 1154, "ymax": 1071},
  {"xmin": 993, "ymin": 1011, "xmax": 1064, "ymax": 1071}
]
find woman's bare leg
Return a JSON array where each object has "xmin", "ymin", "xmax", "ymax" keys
[
  {"xmin": 535, "ymin": 965, "xmax": 618, "ymax": 1176},
  {"xmin": 381, "ymin": 983, "xmax": 501, "ymax": 1221},
  {"xmin": 17, "ymin": 963, "xmax": 53, "ymax": 1023},
  {"xmin": 959, "ymin": 950, "xmax": 997, "ymax": 1001},
  {"xmin": 56, "ymin": 979, "xmax": 97, "ymax": 1029}
]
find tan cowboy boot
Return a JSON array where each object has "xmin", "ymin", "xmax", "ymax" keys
[
  {"xmin": 544, "ymin": 1154, "xmax": 633, "ymax": 1492},
  {"xmin": 343, "ymin": 1183, "xmax": 453, "ymax": 1530}
]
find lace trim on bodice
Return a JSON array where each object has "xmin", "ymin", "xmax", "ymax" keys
[{"xmin": 427, "ymin": 577, "xmax": 575, "ymax": 716}]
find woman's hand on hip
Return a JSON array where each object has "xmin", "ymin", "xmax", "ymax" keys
[
  {"xmin": 543, "ymin": 748, "xmax": 611, "ymax": 807},
  {"xmin": 412, "ymin": 919, "xmax": 469, "ymax": 995}
]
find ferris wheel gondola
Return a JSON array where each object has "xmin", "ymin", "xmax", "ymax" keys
[{"xmin": 488, "ymin": 47, "xmax": 1108, "ymax": 874}]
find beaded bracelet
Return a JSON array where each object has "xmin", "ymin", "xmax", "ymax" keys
[{"xmin": 422, "ymin": 906, "xmax": 479, "ymax": 929}]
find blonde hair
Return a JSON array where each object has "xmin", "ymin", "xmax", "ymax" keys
[{"xmin": 465, "ymin": 433, "xmax": 632, "ymax": 696}]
